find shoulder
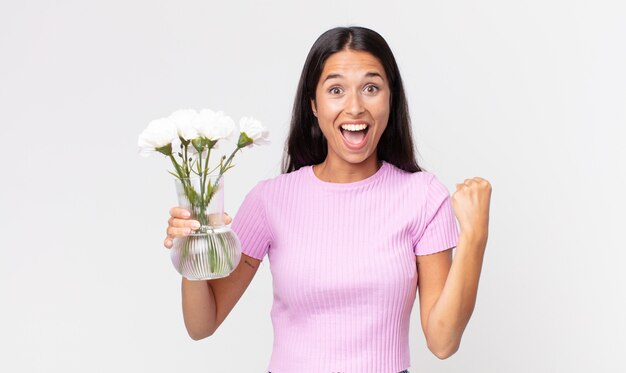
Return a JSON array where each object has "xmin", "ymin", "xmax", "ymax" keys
[
  {"xmin": 384, "ymin": 162, "xmax": 436, "ymax": 186},
  {"xmin": 249, "ymin": 165, "xmax": 310, "ymax": 194},
  {"xmin": 384, "ymin": 164, "xmax": 452, "ymax": 202}
]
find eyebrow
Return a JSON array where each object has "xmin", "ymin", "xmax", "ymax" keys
[{"xmin": 322, "ymin": 71, "xmax": 385, "ymax": 83}]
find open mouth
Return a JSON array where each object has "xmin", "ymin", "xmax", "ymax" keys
[{"xmin": 339, "ymin": 123, "xmax": 370, "ymax": 146}]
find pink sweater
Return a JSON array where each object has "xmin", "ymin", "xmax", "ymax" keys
[{"xmin": 231, "ymin": 161, "xmax": 459, "ymax": 373}]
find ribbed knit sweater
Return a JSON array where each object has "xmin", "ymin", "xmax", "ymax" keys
[{"xmin": 231, "ymin": 161, "xmax": 459, "ymax": 373}]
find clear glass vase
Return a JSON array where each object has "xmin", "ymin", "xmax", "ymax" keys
[{"xmin": 170, "ymin": 174, "xmax": 241, "ymax": 280}]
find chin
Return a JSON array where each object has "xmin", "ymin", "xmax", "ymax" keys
[{"xmin": 340, "ymin": 153, "xmax": 374, "ymax": 165}]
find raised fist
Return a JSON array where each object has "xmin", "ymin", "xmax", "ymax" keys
[{"xmin": 451, "ymin": 177, "xmax": 492, "ymax": 242}]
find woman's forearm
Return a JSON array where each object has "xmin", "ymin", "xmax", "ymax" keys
[
  {"xmin": 181, "ymin": 277, "xmax": 218, "ymax": 340},
  {"xmin": 425, "ymin": 232, "xmax": 487, "ymax": 358},
  {"xmin": 180, "ymin": 255, "xmax": 261, "ymax": 340}
]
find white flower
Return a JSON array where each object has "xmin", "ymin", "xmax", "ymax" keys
[
  {"xmin": 238, "ymin": 116, "xmax": 270, "ymax": 148},
  {"xmin": 137, "ymin": 117, "xmax": 177, "ymax": 157},
  {"xmin": 195, "ymin": 109, "xmax": 236, "ymax": 142},
  {"xmin": 169, "ymin": 109, "xmax": 199, "ymax": 141}
]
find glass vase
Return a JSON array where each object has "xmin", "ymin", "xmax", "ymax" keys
[{"xmin": 170, "ymin": 173, "xmax": 241, "ymax": 280}]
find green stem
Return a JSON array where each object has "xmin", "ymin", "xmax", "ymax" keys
[
  {"xmin": 206, "ymin": 163, "xmax": 221, "ymax": 175},
  {"xmin": 208, "ymin": 234, "xmax": 216, "ymax": 273},
  {"xmin": 195, "ymin": 150, "xmax": 207, "ymax": 227},
  {"xmin": 214, "ymin": 147, "xmax": 241, "ymax": 188},
  {"xmin": 204, "ymin": 146, "xmax": 211, "ymax": 177},
  {"xmin": 222, "ymin": 147, "xmax": 240, "ymax": 172},
  {"xmin": 202, "ymin": 147, "xmax": 212, "ymax": 211},
  {"xmin": 183, "ymin": 142, "xmax": 189, "ymax": 176},
  {"xmin": 168, "ymin": 154, "xmax": 185, "ymax": 179}
]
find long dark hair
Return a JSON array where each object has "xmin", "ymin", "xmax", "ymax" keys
[{"xmin": 281, "ymin": 26, "xmax": 422, "ymax": 174}]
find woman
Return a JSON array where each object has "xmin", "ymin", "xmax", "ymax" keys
[{"xmin": 164, "ymin": 26, "xmax": 491, "ymax": 373}]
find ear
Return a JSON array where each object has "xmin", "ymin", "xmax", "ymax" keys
[{"xmin": 310, "ymin": 99, "xmax": 317, "ymax": 117}]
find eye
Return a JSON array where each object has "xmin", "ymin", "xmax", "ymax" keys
[
  {"xmin": 329, "ymin": 86, "xmax": 343, "ymax": 95},
  {"xmin": 364, "ymin": 84, "xmax": 380, "ymax": 94}
]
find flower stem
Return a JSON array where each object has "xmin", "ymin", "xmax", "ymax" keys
[
  {"xmin": 214, "ymin": 147, "xmax": 241, "ymax": 187},
  {"xmin": 204, "ymin": 146, "xmax": 211, "ymax": 176},
  {"xmin": 202, "ymin": 147, "xmax": 212, "ymax": 208},
  {"xmin": 194, "ymin": 149, "xmax": 208, "ymax": 227},
  {"xmin": 183, "ymin": 141, "xmax": 189, "ymax": 176},
  {"xmin": 168, "ymin": 154, "xmax": 185, "ymax": 179}
]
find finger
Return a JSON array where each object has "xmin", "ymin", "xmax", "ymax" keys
[
  {"xmin": 164, "ymin": 230, "xmax": 177, "ymax": 248},
  {"xmin": 478, "ymin": 178, "xmax": 492, "ymax": 189},
  {"xmin": 465, "ymin": 177, "xmax": 491, "ymax": 191},
  {"xmin": 168, "ymin": 216, "xmax": 200, "ymax": 229},
  {"xmin": 206, "ymin": 212, "xmax": 233, "ymax": 225},
  {"xmin": 167, "ymin": 226, "xmax": 193, "ymax": 238},
  {"xmin": 169, "ymin": 206, "xmax": 191, "ymax": 219}
]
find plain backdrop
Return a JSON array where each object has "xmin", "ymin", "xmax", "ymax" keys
[{"xmin": 1, "ymin": 0, "xmax": 625, "ymax": 372}]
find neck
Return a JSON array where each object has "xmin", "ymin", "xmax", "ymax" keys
[{"xmin": 313, "ymin": 157, "xmax": 382, "ymax": 183}]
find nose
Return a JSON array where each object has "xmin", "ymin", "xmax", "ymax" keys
[{"xmin": 345, "ymin": 91, "xmax": 365, "ymax": 116}]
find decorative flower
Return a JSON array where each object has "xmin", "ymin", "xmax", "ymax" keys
[
  {"xmin": 137, "ymin": 117, "xmax": 178, "ymax": 157},
  {"xmin": 195, "ymin": 109, "xmax": 236, "ymax": 143},
  {"xmin": 237, "ymin": 116, "xmax": 270, "ymax": 148},
  {"xmin": 139, "ymin": 108, "xmax": 269, "ymax": 180},
  {"xmin": 169, "ymin": 109, "xmax": 199, "ymax": 141}
]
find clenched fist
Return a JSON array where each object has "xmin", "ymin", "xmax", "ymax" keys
[{"xmin": 451, "ymin": 177, "xmax": 492, "ymax": 244}]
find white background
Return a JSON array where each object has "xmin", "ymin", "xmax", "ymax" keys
[{"xmin": 1, "ymin": 0, "xmax": 625, "ymax": 372}]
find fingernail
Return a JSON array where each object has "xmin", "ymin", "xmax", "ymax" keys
[
  {"xmin": 191, "ymin": 221, "xmax": 200, "ymax": 229},
  {"xmin": 182, "ymin": 210, "xmax": 190, "ymax": 218}
]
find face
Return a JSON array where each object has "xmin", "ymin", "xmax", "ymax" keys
[{"xmin": 311, "ymin": 49, "xmax": 390, "ymax": 167}]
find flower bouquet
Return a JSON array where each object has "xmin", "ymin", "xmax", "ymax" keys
[{"xmin": 138, "ymin": 109, "xmax": 269, "ymax": 280}]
